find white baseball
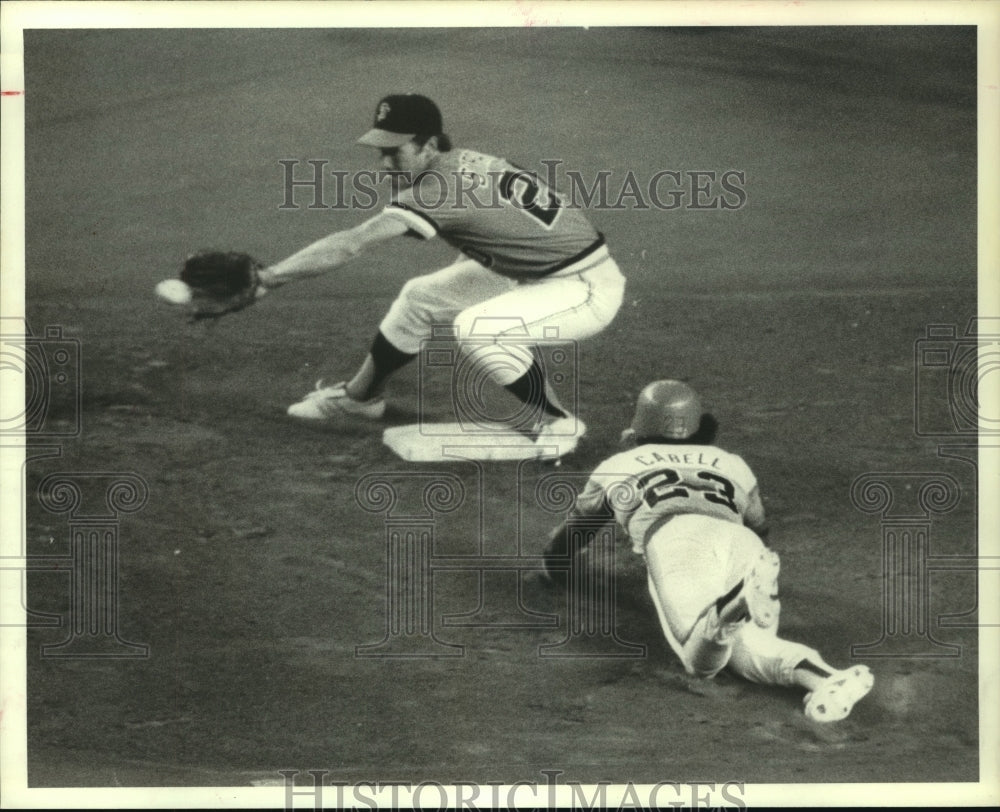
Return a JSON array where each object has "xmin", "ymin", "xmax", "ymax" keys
[{"xmin": 155, "ymin": 278, "xmax": 193, "ymax": 306}]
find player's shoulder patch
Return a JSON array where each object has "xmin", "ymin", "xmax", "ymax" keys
[
  {"xmin": 456, "ymin": 148, "xmax": 496, "ymax": 168},
  {"xmin": 454, "ymin": 149, "xmax": 502, "ymax": 181}
]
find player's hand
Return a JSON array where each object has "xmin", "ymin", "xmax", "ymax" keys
[{"xmin": 155, "ymin": 250, "xmax": 266, "ymax": 322}]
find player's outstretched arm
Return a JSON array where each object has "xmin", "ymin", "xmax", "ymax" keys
[
  {"xmin": 258, "ymin": 212, "xmax": 409, "ymax": 288},
  {"xmin": 542, "ymin": 481, "xmax": 616, "ymax": 586}
]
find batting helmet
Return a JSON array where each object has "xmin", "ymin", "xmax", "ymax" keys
[{"xmin": 629, "ymin": 380, "xmax": 703, "ymax": 440}]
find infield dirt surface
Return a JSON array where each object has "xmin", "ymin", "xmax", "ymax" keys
[{"xmin": 14, "ymin": 23, "xmax": 988, "ymax": 798}]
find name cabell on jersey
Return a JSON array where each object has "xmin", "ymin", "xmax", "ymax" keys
[
  {"xmin": 629, "ymin": 448, "xmax": 724, "ymax": 469},
  {"xmin": 574, "ymin": 444, "xmax": 759, "ymax": 553},
  {"xmin": 384, "ymin": 148, "xmax": 607, "ymax": 281}
]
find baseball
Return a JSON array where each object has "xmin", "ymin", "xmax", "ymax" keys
[{"xmin": 155, "ymin": 278, "xmax": 193, "ymax": 306}]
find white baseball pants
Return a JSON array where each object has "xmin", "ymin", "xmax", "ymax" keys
[
  {"xmin": 379, "ymin": 248, "xmax": 625, "ymax": 385},
  {"xmin": 643, "ymin": 514, "xmax": 820, "ymax": 686}
]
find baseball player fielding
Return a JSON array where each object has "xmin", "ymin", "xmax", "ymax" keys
[{"xmin": 179, "ymin": 93, "xmax": 625, "ymax": 457}]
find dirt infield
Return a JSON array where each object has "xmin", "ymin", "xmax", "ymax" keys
[{"xmin": 9, "ymin": 23, "xmax": 991, "ymax": 801}]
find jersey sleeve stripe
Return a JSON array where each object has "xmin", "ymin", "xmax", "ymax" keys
[{"xmin": 385, "ymin": 203, "xmax": 438, "ymax": 239}]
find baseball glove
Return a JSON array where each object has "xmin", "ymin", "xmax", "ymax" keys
[{"xmin": 180, "ymin": 250, "xmax": 265, "ymax": 321}]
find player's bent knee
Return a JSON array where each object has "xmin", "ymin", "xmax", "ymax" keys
[
  {"xmin": 682, "ymin": 635, "xmax": 732, "ymax": 679},
  {"xmin": 457, "ymin": 338, "xmax": 533, "ymax": 386},
  {"xmin": 452, "ymin": 310, "xmax": 477, "ymax": 342},
  {"xmin": 397, "ymin": 275, "xmax": 431, "ymax": 304}
]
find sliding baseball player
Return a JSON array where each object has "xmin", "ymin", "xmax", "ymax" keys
[{"xmin": 543, "ymin": 380, "xmax": 875, "ymax": 722}]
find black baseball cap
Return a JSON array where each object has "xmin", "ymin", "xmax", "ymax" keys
[{"xmin": 357, "ymin": 94, "xmax": 443, "ymax": 148}]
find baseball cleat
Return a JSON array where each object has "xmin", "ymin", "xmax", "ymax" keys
[
  {"xmin": 533, "ymin": 414, "xmax": 587, "ymax": 456},
  {"xmin": 803, "ymin": 665, "xmax": 874, "ymax": 723},
  {"xmin": 746, "ymin": 549, "xmax": 781, "ymax": 628},
  {"xmin": 287, "ymin": 380, "xmax": 386, "ymax": 421}
]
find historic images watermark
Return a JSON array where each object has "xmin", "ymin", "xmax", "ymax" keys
[
  {"xmin": 355, "ymin": 312, "xmax": 645, "ymax": 657},
  {"xmin": 277, "ymin": 768, "xmax": 747, "ymax": 810},
  {"xmin": 30, "ymin": 472, "xmax": 151, "ymax": 658},
  {"xmin": 1, "ymin": 319, "xmax": 149, "ymax": 658},
  {"xmin": 417, "ymin": 322, "xmax": 579, "ymax": 438},
  {"xmin": 850, "ymin": 317, "xmax": 1000, "ymax": 659},
  {"xmin": 849, "ymin": 472, "xmax": 965, "ymax": 658},
  {"xmin": 0, "ymin": 317, "xmax": 81, "ymax": 439},
  {"xmin": 353, "ymin": 467, "xmax": 644, "ymax": 660},
  {"xmin": 913, "ymin": 318, "xmax": 1000, "ymax": 438},
  {"xmin": 277, "ymin": 159, "xmax": 748, "ymax": 212}
]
